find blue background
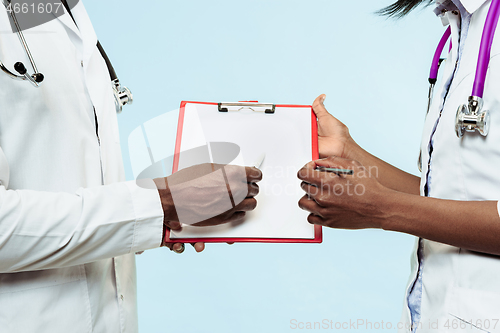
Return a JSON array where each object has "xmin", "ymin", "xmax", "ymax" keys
[{"xmin": 86, "ymin": 1, "xmax": 442, "ymax": 332}]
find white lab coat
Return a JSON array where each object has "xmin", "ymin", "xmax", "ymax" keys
[
  {"xmin": 399, "ymin": 0, "xmax": 500, "ymax": 332},
  {"xmin": 0, "ymin": 2, "xmax": 164, "ymax": 332}
]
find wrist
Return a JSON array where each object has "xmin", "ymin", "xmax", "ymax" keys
[
  {"xmin": 378, "ymin": 189, "xmax": 423, "ymax": 234},
  {"xmin": 153, "ymin": 177, "xmax": 178, "ymax": 223},
  {"xmin": 154, "ymin": 178, "xmax": 180, "ymax": 247},
  {"xmin": 377, "ymin": 188, "xmax": 404, "ymax": 231}
]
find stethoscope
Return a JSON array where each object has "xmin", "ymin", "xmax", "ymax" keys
[
  {"xmin": 0, "ymin": 0, "xmax": 132, "ymax": 113},
  {"xmin": 419, "ymin": 0, "xmax": 500, "ymax": 171}
]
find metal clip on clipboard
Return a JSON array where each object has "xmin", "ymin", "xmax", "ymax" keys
[{"xmin": 218, "ymin": 102, "xmax": 276, "ymax": 114}]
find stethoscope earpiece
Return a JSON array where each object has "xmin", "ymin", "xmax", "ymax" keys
[
  {"xmin": 14, "ymin": 62, "xmax": 27, "ymax": 75},
  {"xmin": 33, "ymin": 73, "xmax": 44, "ymax": 83},
  {"xmin": 455, "ymin": 96, "xmax": 490, "ymax": 138},
  {"xmin": 0, "ymin": 1, "xmax": 126, "ymax": 111}
]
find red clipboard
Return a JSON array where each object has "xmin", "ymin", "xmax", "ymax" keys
[{"xmin": 165, "ymin": 101, "xmax": 322, "ymax": 244}]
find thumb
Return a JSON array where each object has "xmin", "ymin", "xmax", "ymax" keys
[
  {"xmin": 312, "ymin": 94, "xmax": 346, "ymax": 138},
  {"xmin": 312, "ymin": 94, "xmax": 332, "ymax": 119}
]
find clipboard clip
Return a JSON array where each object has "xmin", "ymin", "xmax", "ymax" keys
[{"xmin": 218, "ymin": 102, "xmax": 275, "ymax": 114}]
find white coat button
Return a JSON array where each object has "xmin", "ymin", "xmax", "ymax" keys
[
  {"xmin": 120, "ymin": 295, "xmax": 124, "ymax": 301},
  {"xmin": 81, "ymin": 60, "xmax": 84, "ymax": 67}
]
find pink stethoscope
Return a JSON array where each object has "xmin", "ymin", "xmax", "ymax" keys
[
  {"xmin": 418, "ymin": 0, "xmax": 500, "ymax": 171},
  {"xmin": 427, "ymin": 0, "xmax": 500, "ymax": 138}
]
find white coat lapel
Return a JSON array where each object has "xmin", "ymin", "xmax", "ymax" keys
[
  {"xmin": 52, "ymin": 2, "xmax": 81, "ymax": 39},
  {"xmin": 70, "ymin": 2, "xmax": 97, "ymax": 69}
]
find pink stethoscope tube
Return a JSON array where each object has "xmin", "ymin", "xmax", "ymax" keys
[
  {"xmin": 429, "ymin": 0, "xmax": 500, "ymax": 98},
  {"xmin": 473, "ymin": 0, "xmax": 500, "ymax": 97},
  {"xmin": 429, "ymin": 26, "xmax": 451, "ymax": 83}
]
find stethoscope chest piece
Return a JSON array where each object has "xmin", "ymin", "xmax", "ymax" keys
[
  {"xmin": 112, "ymin": 79, "xmax": 133, "ymax": 113},
  {"xmin": 455, "ymin": 96, "xmax": 490, "ymax": 138}
]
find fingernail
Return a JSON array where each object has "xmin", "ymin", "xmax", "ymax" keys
[
  {"xmin": 320, "ymin": 95, "xmax": 326, "ymax": 104},
  {"xmin": 174, "ymin": 243, "xmax": 185, "ymax": 254}
]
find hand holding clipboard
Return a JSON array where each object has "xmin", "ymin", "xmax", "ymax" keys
[{"xmin": 164, "ymin": 101, "xmax": 322, "ymax": 244}]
